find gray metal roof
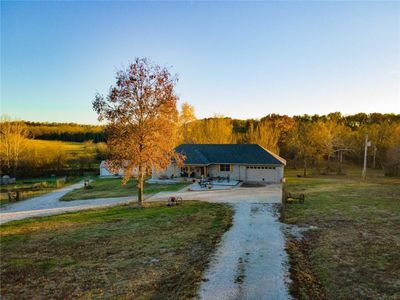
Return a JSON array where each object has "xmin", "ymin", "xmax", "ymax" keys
[{"xmin": 176, "ymin": 144, "xmax": 286, "ymax": 166}]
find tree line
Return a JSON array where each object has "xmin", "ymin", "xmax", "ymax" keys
[
  {"xmin": 25, "ymin": 121, "xmax": 105, "ymax": 142},
  {"xmin": 1, "ymin": 111, "xmax": 399, "ymax": 179},
  {"xmin": 179, "ymin": 106, "xmax": 400, "ymax": 176}
]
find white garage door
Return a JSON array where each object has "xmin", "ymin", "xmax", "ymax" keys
[{"xmin": 246, "ymin": 166, "xmax": 279, "ymax": 183}]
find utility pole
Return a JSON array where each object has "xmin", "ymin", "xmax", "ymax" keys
[{"xmin": 362, "ymin": 134, "xmax": 371, "ymax": 180}]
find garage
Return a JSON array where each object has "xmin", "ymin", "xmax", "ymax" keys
[{"xmin": 245, "ymin": 166, "xmax": 282, "ymax": 183}]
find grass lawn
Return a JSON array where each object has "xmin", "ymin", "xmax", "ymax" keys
[
  {"xmin": 60, "ymin": 178, "xmax": 189, "ymax": 201},
  {"xmin": 0, "ymin": 201, "xmax": 233, "ymax": 299},
  {"xmin": 0, "ymin": 176, "xmax": 84, "ymax": 207},
  {"xmin": 282, "ymin": 168, "xmax": 400, "ymax": 299}
]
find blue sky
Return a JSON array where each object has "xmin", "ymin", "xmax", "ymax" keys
[{"xmin": 1, "ymin": 1, "xmax": 399, "ymax": 124}]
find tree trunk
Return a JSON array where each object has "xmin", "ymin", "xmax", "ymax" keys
[
  {"xmin": 137, "ymin": 167, "xmax": 144, "ymax": 206},
  {"xmin": 303, "ymin": 158, "xmax": 307, "ymax": 177}
]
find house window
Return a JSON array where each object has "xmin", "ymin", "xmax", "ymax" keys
[{"xmin": 220, "ymin": 164, "xmax": 230, "ymax": 172}]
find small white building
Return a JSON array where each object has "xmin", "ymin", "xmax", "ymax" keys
[
  {"xmin": 100, "ymin": 161, "xmax": 140, "ymax": 178},
  {"xmin": 99, "ymin": 161, "xmax": 124, "ymax": 177},
  {"xmin": 152, "ymin": 144, "xmax": 286, "ymax": 184}
]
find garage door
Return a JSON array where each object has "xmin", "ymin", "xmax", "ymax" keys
[{"xmin": 246, "ymin": 166, "xmax": 278, "ymax": 183}]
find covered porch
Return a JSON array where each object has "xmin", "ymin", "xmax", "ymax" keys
[{"xmin": 180, "ymin": 165, "xmax": 209, "ymax": 178}]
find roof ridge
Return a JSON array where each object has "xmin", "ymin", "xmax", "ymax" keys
[
  {"xmin": 256, "ymin": 144, "xmax": 287, "ymax": 165},
  {"xmin": 194, "ymin": 149, "xmax": 209, "ymax": 164}
]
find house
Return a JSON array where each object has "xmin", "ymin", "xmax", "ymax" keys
[{"xmin": 152, "ymin": 144, "xmax": 286, "ymax": 184}]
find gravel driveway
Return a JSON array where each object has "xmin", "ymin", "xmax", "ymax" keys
[
  {"xmin": 0, "ymin": 182, "xmax": 136, "ymax": 224},
  {"xmin": 0, "ymin": 183, "xmax": 292, "ymax": 298}
]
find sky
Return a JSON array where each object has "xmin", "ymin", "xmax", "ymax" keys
[{"xmin": 1, "ymin": 1, "xmax": 399, "ymax": 124}]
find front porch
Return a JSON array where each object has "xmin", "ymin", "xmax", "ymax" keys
[
  {"xmin": 180, "ymin": 165, "xmax": 209, "ymax": 178},
  {"xmin": 151, "ymin": 163, "xmax": 237, "ymax": 183}
]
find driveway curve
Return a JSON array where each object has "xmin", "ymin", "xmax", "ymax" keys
[{"xmin": 0, "ymin": 182, "xmax": 136, "ymax": 224}]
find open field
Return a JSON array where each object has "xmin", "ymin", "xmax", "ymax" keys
[
  {"xmin": 282, "ymin": 168, "xmax": 400, "ymax": 299},
  {"xmin": 60, "ymin": 178, "xmax": 189, "ymax": 201},
  {"xmin": 27, "ymin": 139, "xmax": 97, "ymax": 160},
  {"xmin": 0, "ymin": 201, "xmax": 233, "ymax": 299}
]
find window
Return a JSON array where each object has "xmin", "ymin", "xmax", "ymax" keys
[{"xmin": 220, "ymin": 164, "xmax": 230, "ymax": 172}]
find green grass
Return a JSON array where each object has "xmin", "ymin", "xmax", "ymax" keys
[
  {"xmin": 60, "ymin": 178, "xmax": 189, "ymax": 201},
  {"xmin": 0, "ymin": 201, "xmax": 233, "ymax": 299},
  {"xmin": 282, "ymin": 168, "xmax": 400, "ymax": 299},
  {"xmin": 0, "ymin": 176, "xmax": 85, "ymax": 206}
]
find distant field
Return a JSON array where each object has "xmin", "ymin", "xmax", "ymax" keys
[
  {"xmin": 28, "ymin": 139, "xmax": 97, "ymax": 160},
  {"xmin": 1, "ymin": 140, "xmax": 98, "ymax": 206},
  {"xmin": 282, "ymin": 168, "xmax": 400, "ymax": 299}
]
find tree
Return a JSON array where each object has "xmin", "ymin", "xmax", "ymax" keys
[
  {"xmin": 188, "ymin": 117, "xmax": 233, "ymax": 144},
  {"xmin": 0, "ymin": 117, "xmax": 29, "ymax": 177},
  {"xmin": 288, "ymin": 121, "xmax": 332, "ymax": 176},
  {"xmin": 93, "ymin": 58, "xmax": 182, "ymax": 205},
  {"xmin": 245, "ymin": 121, "xmax": 278, "ymax": 153},
  {"xmin": 179, "ymin": 102, "xmax": 196, "ymax": 144},
  {"xmin": 383, "ymin": 124, "xmax": 400, "ymax": 176}
]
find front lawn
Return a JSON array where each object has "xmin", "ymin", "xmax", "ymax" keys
[
  {"xmin": 60, "ymin": 178, "xmax": 189, "ymax": 201},
  {"xmin": 0, "ymin": 201, "xmax": 233, "ymax": 299},
  {"xmin": 282, "ymin": 170, "xmax": 400, "ymax": 299}
]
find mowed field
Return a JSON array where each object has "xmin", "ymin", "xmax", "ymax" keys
[
  {"xmin": 60, "ymin": 178, "xmax": 189, "ymax": 201},
  {"xmin": 0, "ymin": 201, "xmax": 233, "ymax": 299},
  {"xmin": 282, "ymin": 168, "xmax": 400, "ymax": 299}
]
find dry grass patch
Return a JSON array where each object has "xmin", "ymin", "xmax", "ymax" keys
[
  {"xmin": 283, "ymin": 172, "xmax": 400, "ymax": 299},
  {"xmin": 0, "ymin": 201, "xmax": 233, "ymax": 299}
]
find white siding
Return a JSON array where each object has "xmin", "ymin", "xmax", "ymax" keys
[{"xmin": 152, "ymin": 164, "xmax": 179, "ymax": 179}]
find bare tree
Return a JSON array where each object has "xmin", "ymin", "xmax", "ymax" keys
[
  {"xmin": 0, "ymin": 117, "xmax": 29, "ymax": 177},
  {"xmin": 93, "ymin": 58, "xmax": 182, "ymax": 205}
]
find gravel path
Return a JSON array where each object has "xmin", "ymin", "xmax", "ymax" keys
[
  {"xmin": 199, "ymin": 202, "xmax": 291, "ymax": 300},
  {"xmin": 0, "ymin": 182, "xmax": 136, "ymax": 224}
]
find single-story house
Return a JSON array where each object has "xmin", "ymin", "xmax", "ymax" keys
[{"xmin": 152, "ymin": 144, "xmax": 286, "ymax": 184}]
